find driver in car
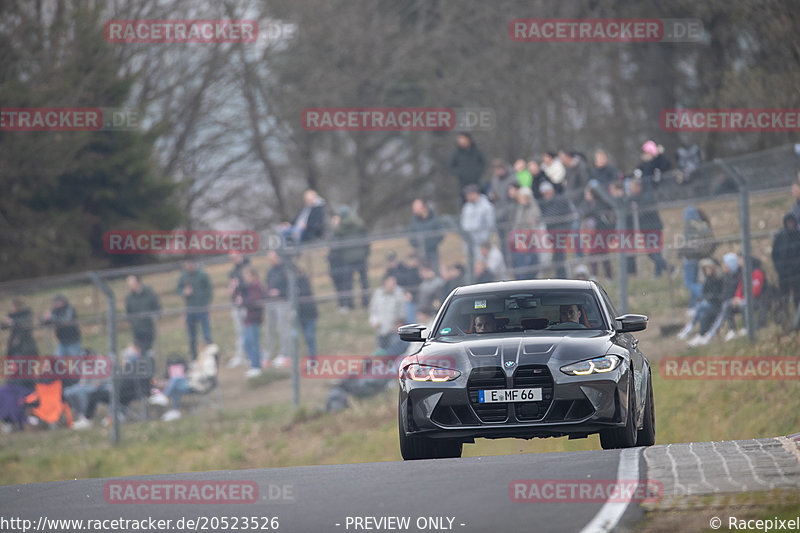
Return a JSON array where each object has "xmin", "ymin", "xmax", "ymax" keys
[
  {"xmin": 474, "ymin": 314, "xmax": 497, "ymax": 333},
  {"xmin": 559, "ymin": 304, "xmax": 582, "ymax": 324}
]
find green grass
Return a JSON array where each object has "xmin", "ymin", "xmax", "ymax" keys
[{"xmin": 1, "ymin": 190, "xmax": 799, "ymax": 485}]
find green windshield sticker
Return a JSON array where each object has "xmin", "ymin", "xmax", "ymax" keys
[
  {"xmin": 440, "ymin": 327, "xmax": 451, "ymax": 335},
  {"xmin": 474, "ymin": 299, "xmax": 487, "ymax": 309}
]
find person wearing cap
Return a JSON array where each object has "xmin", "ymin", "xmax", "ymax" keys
[
  {"xmin": 40, "ymin": 294, "xmax": 82, "ymax": 357},
  {"xmin": 679, "ymin": 258, "xmax": 723, "ymax": 341},
  {"xmin": 637, "ymin": 140, "xmax": 672, "ymax": 188},
  {"xmin": 460, "ymin": 184, "xmax": 496, "ymax": 260},
  {"xmin": 448, "ymin": 132, "xmax": 486, "ymax": 192},
  {"xmin": 573, "ymin": 264, "xmax": 591, "ymax": 281}
]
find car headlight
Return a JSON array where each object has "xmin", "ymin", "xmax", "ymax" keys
[
  {"xmin": 402, "ymin": 364, "xmax": 461, "ymax": 382},
  {"xmin": 560, "ymin": 355, "xmax": 621, "ymax": 376}
]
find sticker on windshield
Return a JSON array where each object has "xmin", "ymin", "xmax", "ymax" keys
[
  {"xmin": 474, "ymin": 299, "xmax": 487, "ymax": 309},
  {"xmin": 440, "ymin": 327, "xmax": 452, "ymax": 335}
]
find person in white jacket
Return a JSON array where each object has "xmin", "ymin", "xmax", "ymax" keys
[
  {"xmin": 369, "ymin": 274, "xmax": 406, "ymax": 349},
  {"xmin": 460, "ymin": 185, "xmax": 496, "ymax": 259}
]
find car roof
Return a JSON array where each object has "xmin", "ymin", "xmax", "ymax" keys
[{"xmin": 452, "ymin": 279, "xmax": 596, "ymax": 296}]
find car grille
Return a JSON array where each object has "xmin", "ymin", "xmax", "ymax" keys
[
  {"xmin": 467, "ymin": 367, "xmax": 508, "ymax": 422},
  {"xmin": 512, "ymin": 365, "xmax": 554, "ymax": 421}
]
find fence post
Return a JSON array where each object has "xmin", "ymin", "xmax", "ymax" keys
[
  {"xmin": 716, "ymin": 159, "xmax": 756, "ymax": 342},
  {"xmin": 88, "ymin": 272, "xmax": 119, "ymax": 444},
  {"xmin": 281, "ymin": 248, "xmax": 301, "ymax": 408}
]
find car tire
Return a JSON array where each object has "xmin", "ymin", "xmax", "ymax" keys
[
  {"xmin": 636, "ymin": 371, "xmax": 656, "ymax": 447},
  {"xmin": 398, "ymin": 401, "xmax": 463, "ymax": 460},
  {"xmin": 600, "ymin": 372, "xmax": 638, "ymax": 450}
]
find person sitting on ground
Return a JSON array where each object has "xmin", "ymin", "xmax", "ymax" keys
[
  {"xmin": 83, "ymin": 343, "xmax": 154, "ymax": 426},
  {"xmin": 0, "ymin": 298, "xmax": 39, "ymax": 432},
  {"xmin": 474, "ymin": 313, "xmax": 497, "ymax": 333},
  {"xmin": 679, "ymin": 259, "xmax": 723, "ymax": 342},
  {"xmin": 149, "ymin": 344, "xmax": 219, "ymax": 421}
]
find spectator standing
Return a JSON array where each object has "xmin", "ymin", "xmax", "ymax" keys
[
  {"xmin": 679, "ymin": 206, "xmax": 716, "ymax": 312},
  {"xmin": 448, "ymin": 132, "xmax": 486, "ymax": 191},
  {"xmin": 440, "ymin": 264, "xmax": 466, "ymax": 302},
  {"xmin": 541, "ymin": 152, "xmax": 566, "ymax": 194},
  {"xmin": 264, "ymin": 250, "xmax": 291, "ymax": 368},
  {"xmin": 239, "ymin": 267, "xmax": 265, "ymax": 377},
  {"xmin": 509, "ymin": 186, "xmax": 542, "ymax": 279},
  {"xmin": 539, "ymin": 182, "xmax": 577, "ymax": 278},
  {"xmin": 226, "ymin": 252, "xmax": 249, "ymax": 367},
  {"xmin": 559, "ymin": 150, "xmax": 591, "ymax": 195},
  {"xmin": 369, "ymin": 274, "xmax": 405, "ymax": 350},
  {"xmin": 578, "ymin": 186, "xmax": 614, "ymax": 280},
  {"xmin": 125, "ymin": 275, "xmax": 161, "ymax": 354},
  {"xmin": 296, "ymin": 269, "xmax": 318, "ymax": 360},
  {"xmin": 513, "ymin": 159, "xmax": 533, "ymax": 189},
  {"xmin": 527, "ymin": 159, "xmax": 552, "ymax": 201},
  {"xmin": 637, "ymin": 140, "xmax": 672, "ymax": 188},
  {"xmin": 409, "ymin": 199, "xmax": 444, "ymax": 273},
  {"xmin": 40, "ymin": 294, "xmax": 82, "ymax": 357},
  {"xmin": 591, "ymin": 149, "xmax": 621, "ymax": 189},
  {"xmin": 3, "ymin": 298, "xmax": 38, "ymax": 357},
  {"xmin": 771, "ymin": 213, "xmax": 800, "ymax": 314},
  {"xmin": 416, "ymin": 261, "xmax": 445, "ymax": 323},
  {"xmin": 460, "ymin": 185, "xmax": 496, "ymax": 259},
  {"xmin": 329, "ymin": 206, "xmax": 370, "ymax": 311},
  {"xmin": 488, "ymin": 159, "xmax": 517, "ymax": 262},
  {"xmin": 176, "ymin": 261, "xmax": 213, "ymax": 361},
  {"xmin": 478, "ymin": 241, "xmax": 509, "ymax": 281},
  {"xmin": 625, "ymin": 178, "xmax": 670, "ymax": 277}
]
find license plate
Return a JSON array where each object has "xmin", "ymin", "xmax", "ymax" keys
[{"xmin": 478, "ymin": 388, "xmax": 542, "ymax": 403}]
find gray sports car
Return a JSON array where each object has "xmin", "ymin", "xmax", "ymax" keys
[{"xmin": 397, "ymin": 279, "xmax": 655, "ymax": 460}]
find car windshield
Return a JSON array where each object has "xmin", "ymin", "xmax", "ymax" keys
[{"xmin": 434, "ymin": 289, "xmax": 607, "ymax": 337}]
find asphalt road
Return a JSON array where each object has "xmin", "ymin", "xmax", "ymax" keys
[{"xmin": 2, "ymin": 436, "xmax": 799, "ymax": 533}]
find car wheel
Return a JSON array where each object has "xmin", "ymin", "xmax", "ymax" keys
[
  {"xmin": 398, "ymin": 400, "xmax": 462, "ymax": 460},
  {"xmin": 636, "ymin": 371, "xmax": 656, "ymax": 447},
  {"xmin": 600, "ymin": 372, "xmax": 638, "ymax": 450}
]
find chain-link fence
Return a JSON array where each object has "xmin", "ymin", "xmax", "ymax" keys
[{"xmin": 1, "ymin": 143, "xmax": 798, "ymax": 441}]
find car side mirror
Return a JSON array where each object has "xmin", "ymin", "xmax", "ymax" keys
[
  {"xmin": 615, "ymin": 314, "xmax": 648, "ymax": 333},
  {"xmin": 398, "ymin": 324, "xmax": 426, "ymax": 342}
]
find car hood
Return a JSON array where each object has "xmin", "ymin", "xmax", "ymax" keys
[{"xmin": 412, "ymin": 331, "xmax": 616, "ymax": 369}]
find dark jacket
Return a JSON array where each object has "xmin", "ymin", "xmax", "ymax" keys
[
  {"xmin": 176, "ymin": 268, "xmax": 213, "ymax": 309},
  {"xmin": 43, "ymin": 303, "xmax": 81, "ymax": 345},
  {"xmin": 565, "ymin": 156, "xmax": 591, "ymax": 193},
  {"xmin": 329, "ymin": 213, "xmax": 370, "ymax": 267},
  {"xmin": 266, "ymin": 263, "xmax": 289, "ymax": 300},
  {"xmin": 297, "ymin": 273, "xmax": 319, "ymax": 322},
  {"xmin": 449, "ymin": 144, "xmax": 486, "ymax": 188},
  {"xmin": 637, "ymin": 154, "xmax": 672, "ymax": 186},
  {"xmin": 625, "ymin": 190, "xmax": 663, "ymax": 231},
  {"xmin": 591, "ymin": 164, "xmax": 621, "ymax": 186},
  {"xmin": 702, "ymin": 275, "xmax": 725, "ymax": 308},
  {"xmin": 531, "ymin": 171, "xmax": 553, "ymax": 201},
  {"xmin": 771, "ymin": 216, "xmax": 800, "ymax": 283},
  {"xmin": 540, "ymin": 196, "xmax": 576, "ymax": 230},
  {"xmin": 293, "ymin": 200, "xmax": 327, "ymax": 243},
  {"xmin": 579, "ymin": 196, "xmax": 615, "ymax": 231},
  {"xmin": 229, "ymin": 257, "xmax": 251, "ymax": 301},
  {"xmin": 125, "ymin": 286, "xmax": 161, "ymax": 339},
  {"xmin": 409, "ymin": 210, "xmax": 444, "ymax": 258},
  {"xmin": 5, "ymin": 308, "xmax": 38, "ymax": 356},
  {"xmin": 720, "ymin": 270, "xmax": 740, "ymax": 301},
  {"xmin": 243, "ymin": 281, "xmax": 265, "ymax": 324}
]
